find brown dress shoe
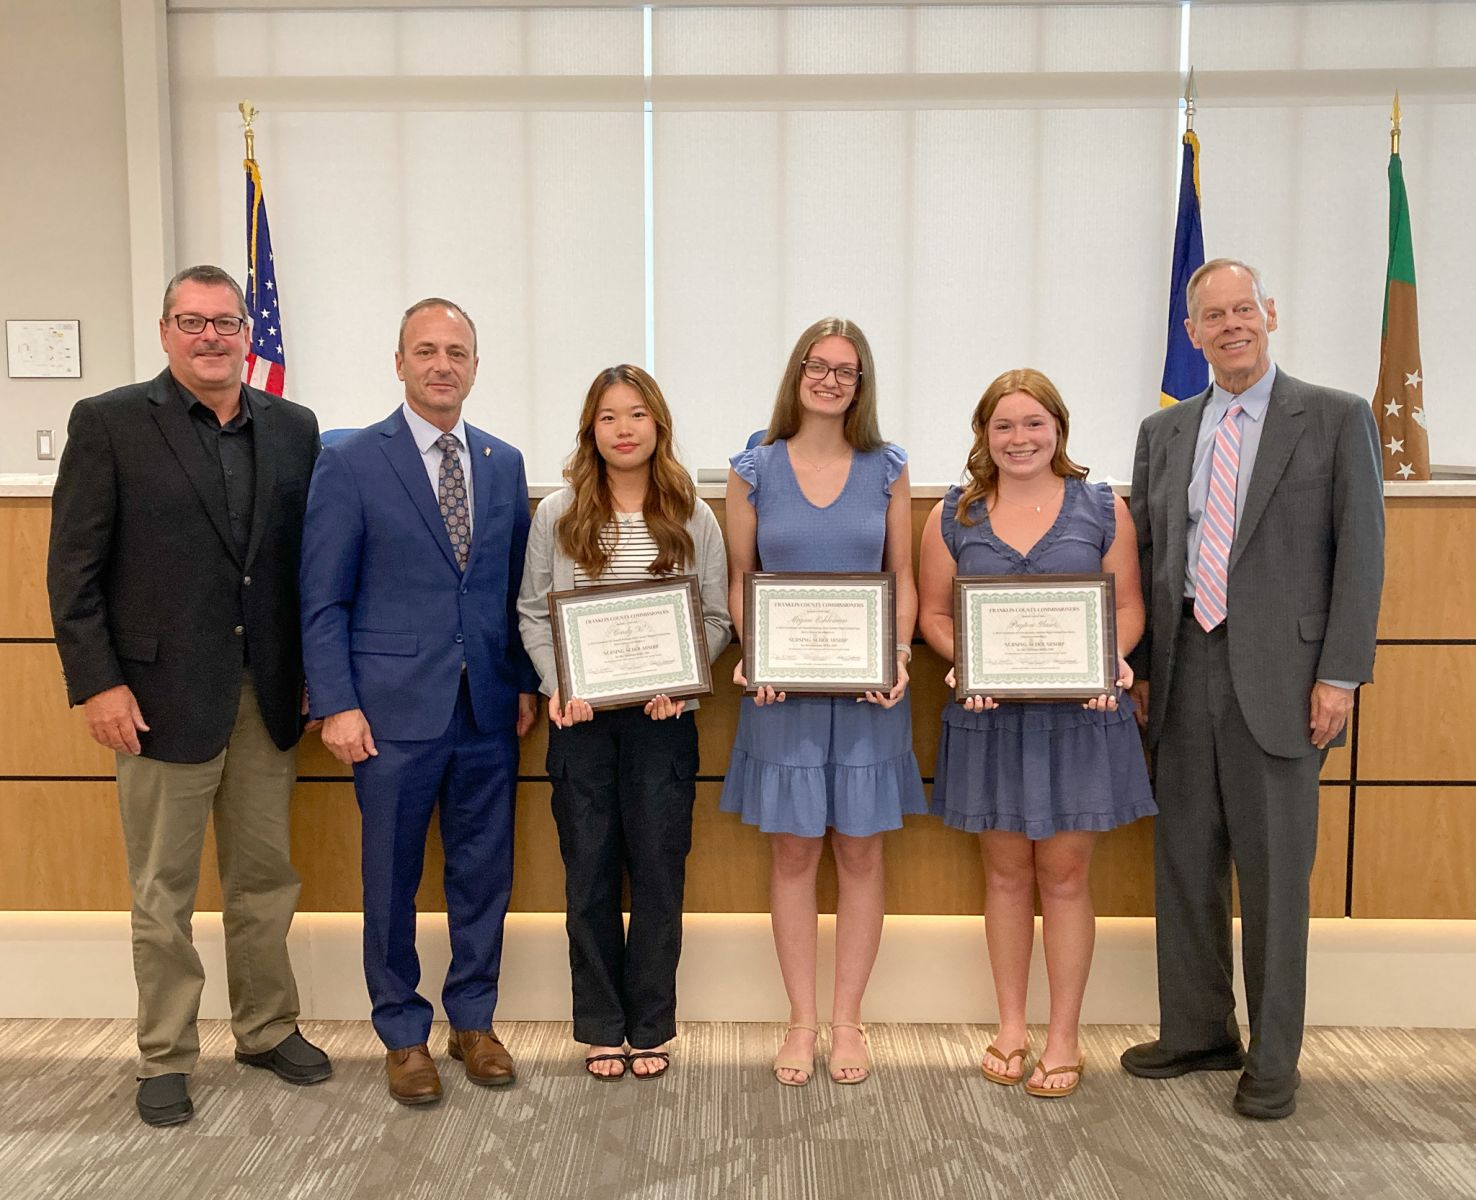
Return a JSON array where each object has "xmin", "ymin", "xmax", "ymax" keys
[
  {"xmin": 386, "ymin": 1044, "xmax": 442, "ymax": 1105},
  {"xmin": 448, "ymin": 1027, "xmax": 516, "ymax": 1086}
]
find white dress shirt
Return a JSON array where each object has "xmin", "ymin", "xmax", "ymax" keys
[{"xmin": 401, "ymin": 401, "xmax": 474, "ymax": 535}]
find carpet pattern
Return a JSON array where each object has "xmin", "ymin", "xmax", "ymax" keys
[{"xmin": 0, "ymin": 1020, "xmax": 1473, "ymax": 1200}]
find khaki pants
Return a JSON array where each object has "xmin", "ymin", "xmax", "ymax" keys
[{"xmin": 115, "ymin": 677, "xmax": 302, "ymax": 1077}]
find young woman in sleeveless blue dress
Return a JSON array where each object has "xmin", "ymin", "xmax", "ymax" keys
[
  {"xmin": 721, "ymin": 318, "xmax": 926, "ymax": 1086},
  {"xmin": 918, "ymin": 369, "xmax": 1155, "ymax": 1099}
]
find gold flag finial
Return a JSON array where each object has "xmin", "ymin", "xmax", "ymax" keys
[
  {"xmin": 1184, "ymin": 67, "xmax": 1198, "ymax": 133},
  {"xmin": 1390, "ymin": 90, "xmax": 1401, "ymax": 155},
  {"xmin": 239, "ymin": 101, "xmax": 258, "ymax": 162}
]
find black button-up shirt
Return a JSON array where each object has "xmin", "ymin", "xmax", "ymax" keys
[{"xmin": 173, "ymin": 376, "xmax": 256, "ymax": 557}]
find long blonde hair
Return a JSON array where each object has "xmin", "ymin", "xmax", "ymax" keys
[
  {"xmin": 556, "ymin": 365, "xmax": 696, "ymax": 577},
  {"xmin": 762, "ymin": 317, "xmax": 884, "ymax": 451},
  {"xmin": 955, "ymin": 368, "xmax": 1087, "ymax": 526}
]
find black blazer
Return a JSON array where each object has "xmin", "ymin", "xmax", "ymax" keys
[{"xmin": 48, "ymin": 369, "xmax": 320, "ymax": 763}]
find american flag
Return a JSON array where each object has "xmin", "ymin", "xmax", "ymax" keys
[{"xmin": 243, "ymin": 158, "xmax": 287, "ymax": 396}]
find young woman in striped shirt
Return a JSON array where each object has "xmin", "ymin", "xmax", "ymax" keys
[{"xmin": 517, "ymin": 364, "xmax": 731, "ymax": 1081}]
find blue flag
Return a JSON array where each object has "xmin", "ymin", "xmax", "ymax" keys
[
  {"xmin": 1160, "ymin": 131, "xmax": 1206, "ymax": 407},
  {"xmin": 243, "ymin": 158, "xmax": 287, "ymax": 396}
]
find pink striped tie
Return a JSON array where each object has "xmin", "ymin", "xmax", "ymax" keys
[{"xmin": 1193, "ymin": 403, "xmax": 1244, "ymax": 632}]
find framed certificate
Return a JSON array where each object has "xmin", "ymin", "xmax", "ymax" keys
[
  {"xmin": 953, "ymin": 573, "xmax": 1117, "ymax": 702},
  {"xmin": 743, "ymin": 572, "xmax": 896, "ymax": 696},
  {"xmin": 548, "ymin": 575, "xmax": 712, "ymax": 711}
]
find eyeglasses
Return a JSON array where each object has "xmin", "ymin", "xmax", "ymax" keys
[
  {"xmin": 170, "ymin": 314, "xmax": 246, "ymax": 336},
  {"xmin": 801, "ymin": 359, "xmax": 861, "ymax": 387}
]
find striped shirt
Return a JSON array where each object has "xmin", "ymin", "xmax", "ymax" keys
[{"xmin": 572, "ymin": 514, "xmax": 665, "ymax": 587}]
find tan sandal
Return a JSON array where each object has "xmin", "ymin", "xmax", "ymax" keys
[
  {"xmin": 828, "ymin": 1022, "xmax": 872, "ymax": 1085},
  {"xmin": 980, "ymin": 1043, "xmax": 1029, "ymax": 1086},
  {"xmin": 1024, "ymin": 1057, "xmax": 1085, "ymax": 1098},
  {"xmin": 773, "ymin": 1024, "xmax": 818, "ymax": 1087}
]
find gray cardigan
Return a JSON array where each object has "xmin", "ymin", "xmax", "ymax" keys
[{"xmin": 516, "ymin": 486, "xmax": 733, "ymax": 707}]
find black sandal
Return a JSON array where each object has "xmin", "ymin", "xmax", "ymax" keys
[
  {"xmin": 584, "ymin": 1052, "xmax": 628, "ymax": 1081},
  {"xmin": 628, "ymin": 1050, "xmax": 670, "ymax": 1080}
]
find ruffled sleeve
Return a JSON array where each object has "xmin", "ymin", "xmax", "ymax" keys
[
  {"xmin": 939, "ymin": 485, "xmax": 964, "ymax": 560},
  {"xmin": 880, "ymin": 442, "xmax": 908, "ymax": 495},
  {"xmin": 1087, "ymin": 480, "xmax": 1118, "ymax": 556},
  {"xmin": 730, "ymin": 445, "xmax": 762, "ymax": 505}
]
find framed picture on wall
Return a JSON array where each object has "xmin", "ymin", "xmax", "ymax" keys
[{"xmin": 6, "ymin": 320, "xmax": 82, "ymax": 379}]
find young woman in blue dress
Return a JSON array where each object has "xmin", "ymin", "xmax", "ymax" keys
[
  {"xmin": 917, "ymin": 368, "xmax": 1155, "ymax": 1098},
  {"xmin": 722, "ymin": 318, "xmax": 926, "ymax": 1086},
  {"xmin": 517, "ymin": 365, "xmax": 732, "ymax": 1081}
]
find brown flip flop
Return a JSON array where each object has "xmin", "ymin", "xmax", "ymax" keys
[
  {"xmin": 980, "ymin": 1044, "xmax": 1029, "ymax": 1086},
  {"xmin": 1024, "ymin": 1058, "xmax": 1085, "ymax": 1098}
]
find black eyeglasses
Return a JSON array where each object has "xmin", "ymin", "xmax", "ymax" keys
[
  {"xmin": 170, "ymin": 314, "xmax": 246, "ymax": 336},
  {"xmin": 801, "ymin": 359, "xmax": 861, "ymax": 387}
]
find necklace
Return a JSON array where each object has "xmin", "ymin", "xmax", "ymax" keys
[
  {"xmin": 995, "ymin": 484, "xmax": 1063, "ymax": 515},
  {"xmin": 791, "ymin": 449, "xmax": 850, "ymax": 472},
  {"xmin": 614, "ymin": 509, "xmax": 641, "ymax": 526}
]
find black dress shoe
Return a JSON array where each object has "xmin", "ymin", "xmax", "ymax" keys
[
  {"xmin": 136, "ymin": 1073, "xmax": 193, "ymax": 1127},
  {"xmin": 1120, "ymin": 1039, "xmax": 1245, "ymax": 1078},
  {"xmin": 1233, "ymin": 1070, "xmax": 1300, "ymax": 1120},
  {"xmin": 235, "ymin": 1028, "xmax": 333, "ymax": 1085}
]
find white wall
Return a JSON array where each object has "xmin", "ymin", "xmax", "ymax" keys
[
  {"xmin": 4, "ymin": 2, "xmax": 1474, "ymax": 482},
  {"xmin": 0, "ymin": 0, "xmax": 136, "ymax": 474}
]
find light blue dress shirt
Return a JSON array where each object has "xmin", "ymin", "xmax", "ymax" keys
[{"xmin": 402, "ymin": 401, "xmax": 474, "ymax": 535}]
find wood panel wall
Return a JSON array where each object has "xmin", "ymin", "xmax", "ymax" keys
[{"xmin": 3, "ymin": 493, "xmax": 1469, "ymax": 917}]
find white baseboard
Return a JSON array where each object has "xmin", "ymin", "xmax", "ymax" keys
[{"xmin": 5, "ymin": 911, "xmax": 1473, "ymax": 1027}]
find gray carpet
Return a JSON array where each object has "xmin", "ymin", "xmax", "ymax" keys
[{"xmin": 0, "ymin": 1020, "xmax": 1473, "ymax": 1200}]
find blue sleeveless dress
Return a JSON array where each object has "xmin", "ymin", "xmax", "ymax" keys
[
  {"xmin": 720, "ymin": 440, "xmax": 927, "ymax": 837},
  {"xmin": 931, "ymin": 478, "xmax": 1156, "ymax": 839}
]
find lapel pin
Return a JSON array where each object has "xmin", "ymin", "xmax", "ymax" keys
[{"xmin": 483, "ymin": 447, "xmax": 491, "ymax": 457}]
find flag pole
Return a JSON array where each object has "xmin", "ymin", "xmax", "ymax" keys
[
  {"xmin": 236, "ymin": 100, "xmax": 289, "ymax": 397},
  {"xmin": 1373, "ymin": 89, "xmax": 1429, "ymax": 480},
  {"xmin": 1159, "ymin": 67, "xmax": 1207, "ymax": 407},
  {"xmin": 239, "ymin": 100, "xmax": 257, "ymax": 163}
]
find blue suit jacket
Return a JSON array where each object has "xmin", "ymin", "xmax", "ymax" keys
[{"xmin": 300, "ymin": 407, "xmax": 540, "ymax": 741}]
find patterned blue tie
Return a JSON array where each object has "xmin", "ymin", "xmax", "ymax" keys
[{"xmin": 436, "ymin": 433, "xmax": 470, "ymax": 570}]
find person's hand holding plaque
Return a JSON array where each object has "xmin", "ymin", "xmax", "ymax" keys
[
  {"xmin": 1081, "ymin": 657, "xmax": 1133, "ymax": 713},
  {"xmin": 861, "ymin": 650, "xmax": 910, "ymax": 709},
  {"xmin": 548, "ymin": 689, "xmax": 595, "ymax": 729},
  {"xmin": 643, "ymin": 694, "xmax": 686, "ymax": 721},
  {"xmin": 733, "ymin": 658, "xmax": 786, "ymax": 707},
  {"xmin": 945, "ymin": 666, "xmax": 999, "ymax": 712}
]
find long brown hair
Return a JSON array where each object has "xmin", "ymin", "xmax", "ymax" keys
[
  {"xmin": 556, "ymin": 364, "xmax": 696, "ymax": 577},
  {"xmin": 955, "ymin": 368, "xmax": 1088, "ymax": 526},
  {"xmin": 762, "ymin": 317, "xmax": 884, "ymax": 451}
]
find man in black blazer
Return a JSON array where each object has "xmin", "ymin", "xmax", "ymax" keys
[
  {"xmin": 1122, "ymin": 259, "xmax": 1384, "ymax": 1120},
  {"xmin": 48, "ymin": 265, "xmax": 331, "ymax": 1127}
]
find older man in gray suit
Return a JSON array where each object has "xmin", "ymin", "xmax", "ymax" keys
[{"xmin": 1121, "ymin": 258, "xmax": 1384, "ymax": 1120}]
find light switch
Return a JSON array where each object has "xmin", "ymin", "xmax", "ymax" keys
[{"xmin": 37, "ymin": 429, "xmax": 55, "ymax": 460}]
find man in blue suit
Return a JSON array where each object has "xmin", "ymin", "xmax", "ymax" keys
[{"xmin": 300, "ymin": 298, "xmax": 539, "ymax": 1105}]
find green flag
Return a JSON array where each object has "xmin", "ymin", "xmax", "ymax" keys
[{"xmin": 1373, "ymin": 151, "xmax": 1429, "ymax": 480}]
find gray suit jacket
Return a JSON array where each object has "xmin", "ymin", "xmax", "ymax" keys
[{"xmin": 1128, "ymin": 369, "xmax": 1384, "ymax": 760}]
